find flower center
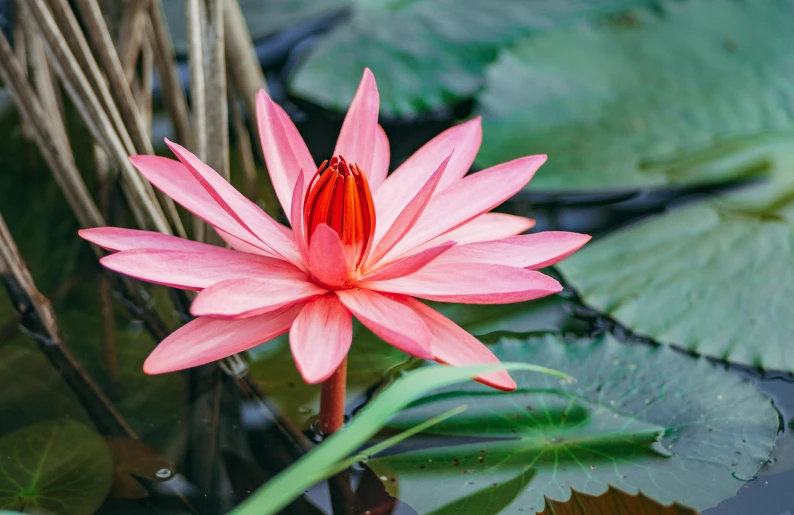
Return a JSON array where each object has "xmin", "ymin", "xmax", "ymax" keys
[{"xmin": 303, "ymin": 156, "xmax": 376, "ymax": 266}]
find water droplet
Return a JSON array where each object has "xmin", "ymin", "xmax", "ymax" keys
[
  {"xmin": 155, "ymin": 468, "xmax": 173, "ymax": 479},
  {"xmin": 717, "ymin": 394, "xmax": 724, "ymax": 400},
  {"xmin": 379, "ymin": 476, "xmax": 388, "ymax": 481}
]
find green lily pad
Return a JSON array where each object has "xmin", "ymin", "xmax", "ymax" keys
[
  {"xmin": 0, "ymin": 419, "xmax": 115, "ymax": 515},
  {"xmin": 558, "ymin": 138, "xmax": 794, "ymax": 371},
  {"xmin": 475, "ymin": 0, "xmax": 794, "ymax": 191},
  {"xmin": 368, "ymin": 334, "xmax": 778, "ymax": 513},
  {"xmin": 289, "ymin": 0, "xmax": 653, "ymax": 117}
]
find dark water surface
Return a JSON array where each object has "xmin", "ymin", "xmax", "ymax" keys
[{"xmin": 1, "ymin": 9, "xmax": 793, "ymax": 515}]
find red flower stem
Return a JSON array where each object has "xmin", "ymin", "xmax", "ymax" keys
[{"xmin": 319, "ymin": 357, "xmax": 348, "ymax": 435}]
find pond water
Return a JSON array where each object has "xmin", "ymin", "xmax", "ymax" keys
[{"xmin": 1, "ymin": 4, "xmax": 793, "ymax": 515}]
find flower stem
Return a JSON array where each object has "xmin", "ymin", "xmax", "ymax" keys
[{"xmin": 319, "ymin": 357, "xmax": 348, "ymax": 435}]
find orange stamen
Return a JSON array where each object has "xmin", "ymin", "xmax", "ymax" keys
[{"xmin": 304, "ymin": 155, "xmax": 376, "ymax": 266}]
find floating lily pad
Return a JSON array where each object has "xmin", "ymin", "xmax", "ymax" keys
[
  {"xmin": 475, "ymin": 0, "xmax": 794, "ymax": 191},
  {"xmin": 0, "ymin": 419, "xmax": 115, "ymax": 515},
  {"xmin": 368, "ymin": 334, "xmax": 778, "ymax": 513},
  {"xmin": 539, "ymin": 487, "xmax": 697, "ymax": 515},
  {"xmin": 558, "ymin": 138, "xmax": 794, "ymax": 371},
  {"xmin": 289, "ymin": 0, "xmax": 654, "ymax": 117}
]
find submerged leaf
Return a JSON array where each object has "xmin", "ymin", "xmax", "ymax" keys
[
  {"xmin": 539, "ymin": 487, "xmax": 697, "ymax": 515},
  {"xmin": 106, "ymin": 437, "xmax": 175, "ymax": 499},
  {"xmin": 0, "ymin": 342, "xmax": 92, "ymax": 435},
  {"xmin": 475, "ymin": 0, "xmax": 794, "ymax": 191},
  {"xmin": 0, "ymin": 419, "xmax": 115, "ymax": 515},
  {"xmin": 368, "ymin": 334, "xmax": 778, "ymax": 513}
]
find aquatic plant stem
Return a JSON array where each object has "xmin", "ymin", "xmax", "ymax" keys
[{"xmin": 319, "ymin": 358, "xmax": 348, "ymax": 435}]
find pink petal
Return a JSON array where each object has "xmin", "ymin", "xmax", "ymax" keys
[
  {"xmin": 190, "ymin": 277, "xmax": 326, "ymax": 319},
  {"xmin": 363, "ymin": 262, "xmax": 562, "ymax": 304},
  {"xmin": 333, "ymin": 69, "xmax": 379, "ymax": 177},
  {"xmin": 275, "ymin": 103, "xmax": 316, "ymax": 182},
  {"xmin": 398, "ymin": 297, "xmax": 516, "ymax": 391},
  {"xmin": 100, "ymin": 248, "xmax": 304, "ymax": 290},
  {"xmin": 363, "ymin": 241, "xmax": 455, "ymax": 282},
  {"xmin": 308, "ymin": 224, "xmax": 349, "ymax": 288},
  {"xmin": 143, "ymin": 304, "xmax": 303, "ymax": 374},
  {"xmin": 130, "ymin": 155, "xmax": 272, "ymax": 254},
  {"xmin": 435, "ymin": 232, "xmax": 591, "ymax": 269},
  {"xmin": 290, "ymin": 170, "xmax": 309, "ymax": 264},
  {"xmin": 290, "ymin": 294, "xmax": 352, "ymax": 384},
  {"xmin": 369, "ymin": 153, "xmax": 452, "ymax": 264},
  {"xmin": 166, "ymin": 140, "xmax": 301, "ymax": 265},
  {"xmin": 79, "ymin": 227, "xmax": 214, "ymax": 253},
  {"xmin": 336, "ymin": 289, "xmax": 432, "ymax": 359},
  {"xmin": 374, "ymin": 117, "xmax": 482, "ymax": 237},
  {"xmin": 368, "ymin": 125, "xmax": 390, "ymax": 192},
  {"xmin": 382, "ymin": 155, "xmax": 547, "ymax": 261},
  {"xmin": 256, "ymin": 90, "xmax": 315, "ymax": 216},
  {"xmin": 215, "ymin": 228, "xmax": 272, "ymax": 256},
  {"xmin": 418, "ymin": 213, "xmax": 536, "ymax": 250}
]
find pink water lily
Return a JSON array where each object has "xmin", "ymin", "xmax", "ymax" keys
[{"xmin": 79, "ymin": 69, "xmax": 589, "ymax": 391}]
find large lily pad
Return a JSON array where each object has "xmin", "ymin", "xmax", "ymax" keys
[
  {"xmin": 475, "ymin": 0, "xmax": 794, "ymax": 191},
  {"xmin": 289, "ymin": 0, "xmax": 654, "ymax": 117},
  {"xmin": 0, "ymin": 419, "xmax": 115, "ymax": 515},
  {"xmin": 368, "ymin": 334, "xmax": 778, "ymax": 513},
  {"xmin": 558, "ymin": 138, "xmax": 794, "ymax": 371}
]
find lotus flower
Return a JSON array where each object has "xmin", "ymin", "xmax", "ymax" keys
[{"xmin": 79, "ymin": 70, "xmax": 589, "ymax": 391}]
